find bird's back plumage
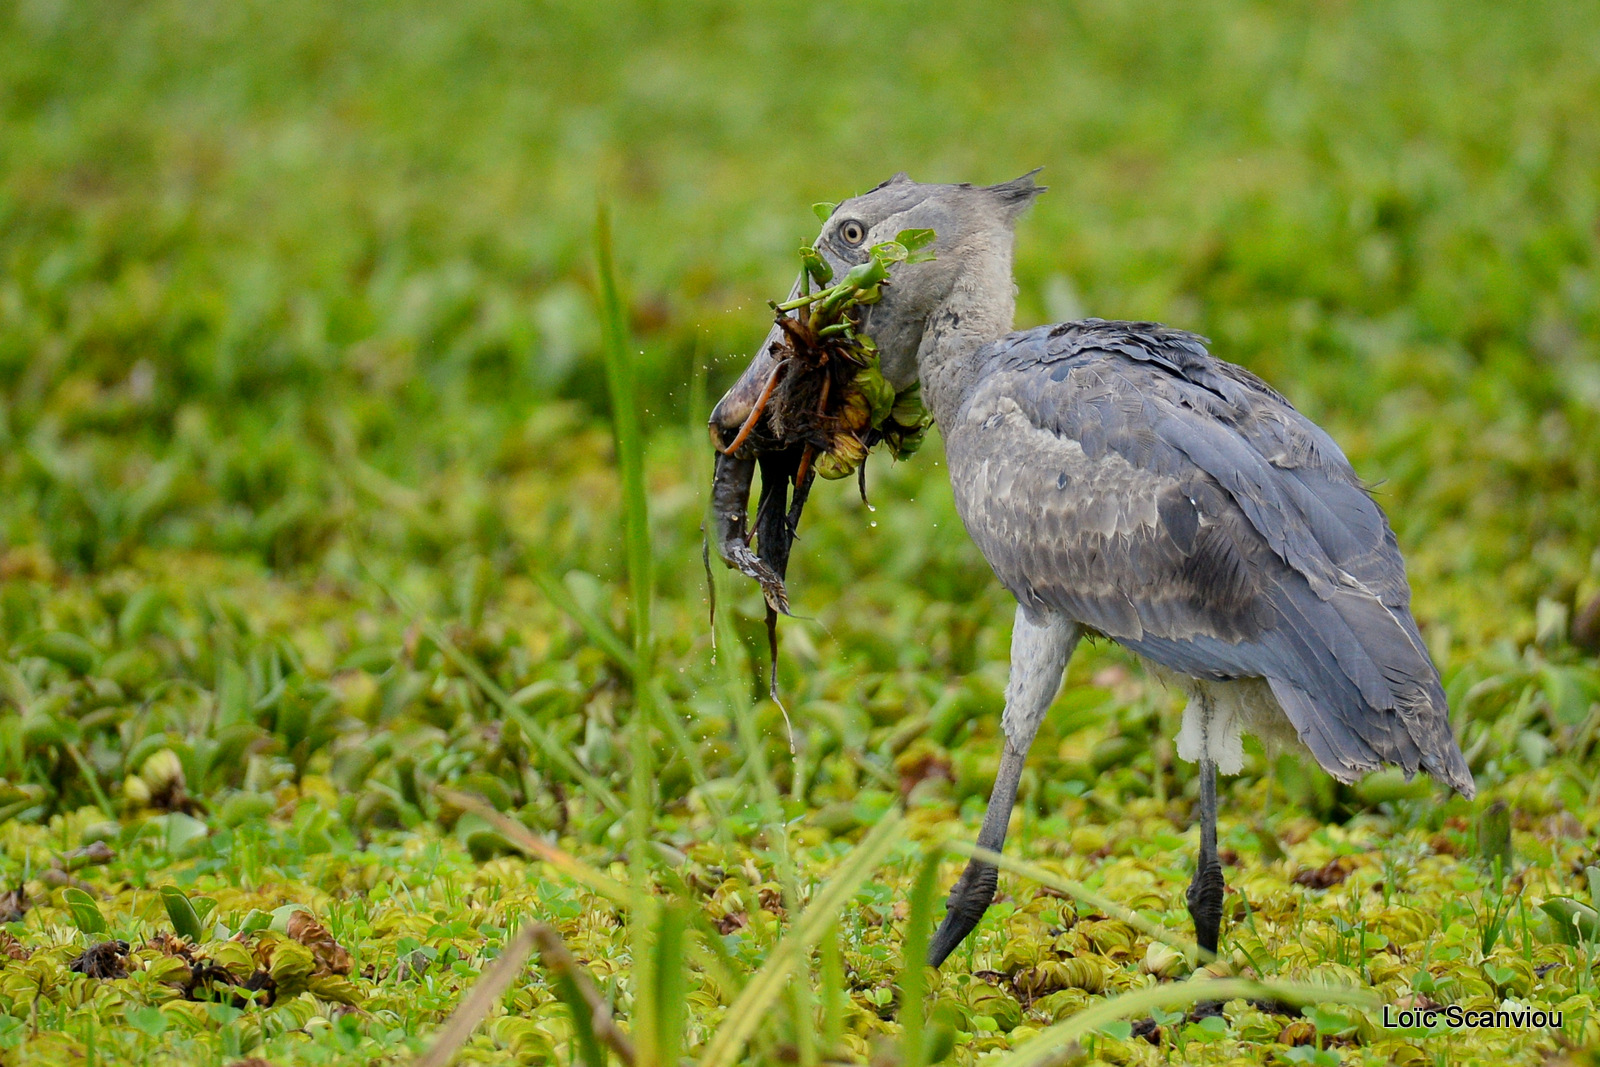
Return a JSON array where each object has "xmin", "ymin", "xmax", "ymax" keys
[{"xmin": 944, "ymin": 318, "xmax": 1473, "ymax": 794}]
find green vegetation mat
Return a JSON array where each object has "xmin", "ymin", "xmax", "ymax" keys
[{"xmin": 2, "ymin": 0, "xmax": 1600, "ymax": 1064}]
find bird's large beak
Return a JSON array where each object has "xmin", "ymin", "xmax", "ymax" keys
[
  {"xmin": 706, "ymin": 276, "xmax": 802, "ymax": 611},
  {"xmin": 707, "ymin": 326, "xmax": 784, "ymax": 451},
  {"xmin": 708, "ymin": 273, "xmax": 803, "ymax": 450}
]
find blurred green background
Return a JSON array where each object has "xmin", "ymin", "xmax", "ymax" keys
[
  {"xmin": 2, "ymin": 0, "xmax": 1599, "ymax": 813},
  {"xmin": 2, "ymin": 0, "xmax": 1600, "ymax": 1062},
  {"xmin": 4, "ymin": 0, "xmax": 1598, "ymax": 638}
]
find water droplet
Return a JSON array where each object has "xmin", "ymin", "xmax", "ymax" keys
[{"xmin": 869, "ymin": 521, "xmax": 877, "ymax": 528}]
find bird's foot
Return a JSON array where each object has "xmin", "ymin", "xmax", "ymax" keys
[
  {"xmin": 927, "ymin": 859, "xmax": 999, "ymax": 967},
  {"xmin": 1186, "ymin": 855, "xmax": 1226, "ymax": 956}
]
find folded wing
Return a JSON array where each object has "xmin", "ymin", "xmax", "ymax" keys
[{"xmin": 945, "ymin": 319, "xmax": 1472, "ymax": 793}]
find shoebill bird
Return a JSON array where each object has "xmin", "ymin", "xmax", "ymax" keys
[{"xmin": 708, "ymin": 172, "xmax": 1476, "ymax": 968}]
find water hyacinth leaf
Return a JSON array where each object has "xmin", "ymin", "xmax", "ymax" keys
[
  {"xmin": 62, "ymin": 888, "xmax": 107, "ymax": 935},
  {"xmin": 800, "ymin": 245, "xmax": 832, "ymax": 287},
  {"xmin": 1539, "ymin": 897, "xmax": 1600, "ymax": 945},
  {"xmin": 1586, "ymin": 866, "xmax": 1600, "ymax": 914},
  {"xmin": 160, "ymin": 812, "xmax": 210, "ymax": 856},
  {"xmin": 30, "ymin": 631, "xmax": 98, "ymax": 675},
  {"xmin": 812, "ymin": 201, "xmax": 836, "ymax": 223},
  {"xmin": 698, "ymin": 811, "xmax": 906, "ymax": 1067},
  {"xmin": 856, "ymin": 364, "xmax": 896, "ymax": 426},
  {"xmin": 869, "ymin": 240, "xmax": 909, "ymax": 265},
  {"xmin": 236, "ymin": 909, "xmax": 274, "ymax": 936},
  {"xmin": 117, "ymin": 587, "xmax": 167, "ymax": 642},
  {"xmin": 124, "ymin": 1006, "xmax": 167, "ymax": 1039},
  {"xmin": 896, "ymin": 227, "xmax": 936, "ymax": 254},
  {"xmin": 160, "ymin": 887, "xmax": 203, "ymax": 942},
  {"xmin": 1305, "ymin": 1005, "xmax": 1357, "ymax": 1036}
]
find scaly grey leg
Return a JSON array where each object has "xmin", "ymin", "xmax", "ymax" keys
[
  {"xmin": 929, "ymin": 607, "xmax": 1080, "ymax": 967},
  {"xmin": 1186, "ymin": 756, "xmax": 1225, "ymax": 955}
]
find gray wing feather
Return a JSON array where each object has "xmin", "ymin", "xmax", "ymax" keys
[{"xmin": 948, "ymin": 319, "xmax": 1472, "ymax": 793}]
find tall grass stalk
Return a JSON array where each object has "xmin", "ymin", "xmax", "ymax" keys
[
  {"xmin": 955, "ymin": 842, "xmax": 1206, "ymax": 960},
  {"xmin": 697, "ymin": 812, "xmax": 907, "ymax": 1067},
  {"xmin": 819, "ymin": 922, "xmax": 845, "ymax": 1059},
  {"xmin": 595, "ymin": 203, "xmax": 653, "ymax": 663},
  {"xmin": 897, "ymin": 852, "xmax": 944, "ymax": 1067},
  {"xmin": 369, "ymin": 573, "xmax": 628, "ymax": 819},
  {"xmin": 413, "ymin": 925, "xmax": 541, "ymax": 1067},
  {"xmin": 596, "ymin": 203, "xmax": 662, "ymax": 1065},
  {"xmin": 991, "ymin": 978, "xmax": 1378, "ymax": 1067}
]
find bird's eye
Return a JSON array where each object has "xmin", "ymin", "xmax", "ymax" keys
[{"xmin": 839, "ymin": 220, "xmax": 866, "ymax": 246}]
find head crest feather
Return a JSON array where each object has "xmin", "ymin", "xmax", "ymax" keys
[{"xmin": 985, "ymin": 168, "xmax": 1046, "ymax": 213}]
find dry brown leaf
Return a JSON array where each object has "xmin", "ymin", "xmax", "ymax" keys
[
  {"xmin": 287, "ymin": 910, "xmax": 353, "ymax": 976},
  {"xmin": 1291, "ymin": 858, "xmax": 1351, "ymax": 889},
  {"xmin": 0, "ymin": 931, "xmax": 31, "ymax": 961},
  {"xmin": 0, "ymin": 886, "xmax": 28, "ymax": 924},
  {"xmin": 70, "ymin": 940, "xmax": 130, "ymax": 979}
]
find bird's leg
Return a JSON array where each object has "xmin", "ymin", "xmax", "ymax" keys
[
  {"xmin": 927, "ymin": 737, "xmax": 1024, "ymax": 967},
  {"xmin": 1186, "ymin": 756, "xmax": 1226, "ymax": 957},
  {"xmin": 929, "ymin": 608, "xmax": 1080, "ymax": 968}
]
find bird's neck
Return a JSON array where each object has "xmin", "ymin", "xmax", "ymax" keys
[{"xmin": 915, "ymin": 239, "xmax": 1017, "ymax": 429}]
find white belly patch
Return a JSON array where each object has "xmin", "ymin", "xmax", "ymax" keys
[{"xmin": 1145, "ymin": 665, "xmax": 1305, "ymax": 774}]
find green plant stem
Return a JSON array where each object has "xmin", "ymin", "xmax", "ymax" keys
[
  {"xmin": 595, "ymin": 203, "xmax": 653, "ymax": 665},
  {"xmin": 368, "ymin": 567, "xmax": 627, "ymax": 819},
  {"xmin": 697, "ymin": 812, "xmax": 906, "ymax": 1067},
  {"xmin": 65, "ymin": 743, "xmax": 115, "ymax": 820},
  {"xmin": 992, "ymin": 978, "xmax": 1378, "ymax": 1067},
  {"xmin": 954, "ymin": 842, "xmax": 1208, "ymax": 961}
]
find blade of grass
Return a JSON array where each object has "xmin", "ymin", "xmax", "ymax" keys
[
  {"xmin": 819, "ymin": 922, "xmax": 844, "ymax": 1061},
  {"xmin": 597, "ymin": 205, "xmax": 660, "ymax": 1066},
  {"xmin": 532, "ymin": 922, "xmax": 636, "ymax": 1067},
  {"xmin": 412, "ymin": 924, "xmax": 539, "ymax": 1067},
  {"xmin": 990, "ymin": 977, "xmax": 1379, "ymax": 1067},
  {"xmin": 654, "ymin": 902, "xmax": 689, "ymax": 1067},
  {"xmin": 897, "ymin": 851, "xmax": 943, "ymax": 1067},
  {"xmin": 629, "ymin": 708, "xmax": 659, "ymax": 1067},
  {"xmin": 65, "ymin": 743, "xmax": 115, "ymax": 820},
  {"xmin": 697, "ymin": 811, "xmax": 906, "ymax": 1067},
  {"xmin": 438, "ymin": 788, "xmax": 630, "ymax": 906},
  {"xmin": 595, "ymin": 202, "xmax": 652, "ymax": 663},
  {"xmin": 531, "ymin": 570, "xmax": 639, "ymax": 676},
  {"xmin": 369, "ymin": 567, "xmax": 627, "ymax": 820},
  {"xmin": 954, "ymin": 842, "xmax": 1206, "ymax": 960}
]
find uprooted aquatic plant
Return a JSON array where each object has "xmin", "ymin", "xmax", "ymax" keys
[{"xmin": 707, "ymin": 224, "xmax": 936, "ymax": 710}]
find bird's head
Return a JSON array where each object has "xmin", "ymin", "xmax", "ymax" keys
[
  {"xmin": 811, "ymin": 170, "xmax": 1045, "ymax": 390},
  {"xmin": 711, "ymin": 171, "xmax": 1045, "ymax": 437}
]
